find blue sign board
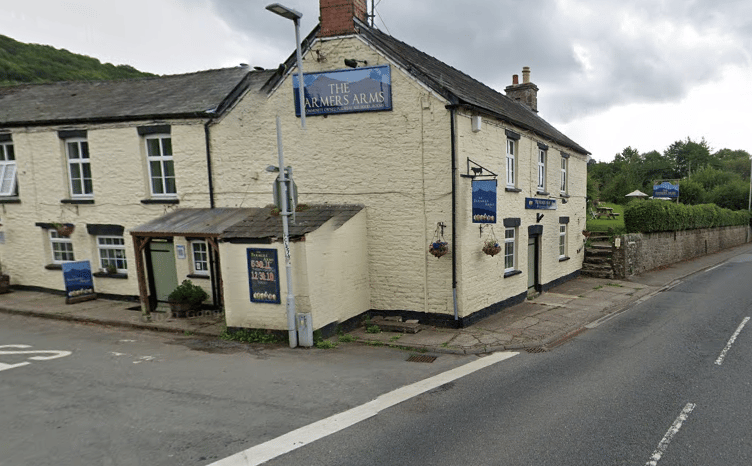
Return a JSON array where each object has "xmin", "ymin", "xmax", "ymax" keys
[
  {"xmin": 472, "ymin": 179, "xmax": 497, "ymax": 223},
  {"xmin": 61, "ymin": 260, "xmax": 95, "ymax": 302},
  {"xmin": 248, "ymin": 248, "xmax": 281, "ymax": 304},
  {"xmin": 525, "ymin": 198, "xmax": 557, "ymax": 210},
  {"xmin": 653, "ymin": 181, "xmax": 679, "ymax": 198},
  {"xmin": 293, "ymin": 65, "xmax": 392, "ymax": 116}
]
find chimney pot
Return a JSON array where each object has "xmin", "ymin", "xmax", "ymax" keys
[
  {"xmin": 522, "ymin": 66, "xmax": 531, "ymax": 84},
  {"xmin": 512, "ymin": 74, "xmax": 519, "ymax": 85}
]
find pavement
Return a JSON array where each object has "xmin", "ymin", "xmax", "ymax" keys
[{"xmin": 2, "ymin": 241, "xmax": 751, "ymax": 355}]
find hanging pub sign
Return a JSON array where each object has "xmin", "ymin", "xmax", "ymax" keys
[
  {"xmin": 472, "ymin": 179, "xmax": 497, "ymax": 223},
  {"xmin": 653, "ymin": 181, "xmax": 679, "ymax": 198},
  {"xmin": 61, "ymin": 260, "xmax": 96, "ymax": 304},
  {"xmin": 293, "ymin": 65, "xmax": 392, "ymax": 117},
  {"xmin": 247, "ymin": 248, "xmax": 281, "ymax": 304},
  {"xmin": 525, "ymin": 198, "xmax": 557, "ymax": 210}
]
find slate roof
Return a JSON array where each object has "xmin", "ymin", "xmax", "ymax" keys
[
  {"xmin": 355, "ymin": 22, "xmax": 588, "ymax": 155},
  {"xmin": 220, "ymin": 204, "xmax": 365, "ymax": 242},
  {"xmin": 0, "ymin": 67, "xmax": 276, "ymax": 126}
]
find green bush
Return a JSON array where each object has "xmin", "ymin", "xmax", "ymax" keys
[
  {"xmin": 624, "ymin": 200, "xmax": 751, "ymax": 233},
  {"xmin": 167, "ymin": 279, "xmax": 209, "ymax": 306}
]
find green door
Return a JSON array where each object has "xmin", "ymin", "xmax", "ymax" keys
[{"xmin": 149, "ymin": 241, "xmax": 178, "ymax": 301}]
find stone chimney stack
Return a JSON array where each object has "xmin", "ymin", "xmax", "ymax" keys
[
  {"xmin": 320, "ymin": 0, "xmax": 368, "ymax": 37},
  {"xmin": 505, "ymin": 66, "xmax": 539, "ymax": 113}
]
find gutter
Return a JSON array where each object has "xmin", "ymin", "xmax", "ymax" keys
[{"xmin": 449, "ymin": 106, "xmax": 459, "ymax": 322}]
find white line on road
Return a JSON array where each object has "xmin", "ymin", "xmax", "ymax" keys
[
  {"xmin": 645, "ymin": 403, "xmax": 696, "ymax": 466},
  {"xmin": 715, "ymin": 317, "xmax": 750, "ymax": 365},
  {"xmin": 209, "ymin": 351, "xmax": 519, "ymax": 466}
]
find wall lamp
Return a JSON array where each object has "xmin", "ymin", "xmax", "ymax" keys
[{"xmin": 344, "ymin": 58, "xmax": 368, "ymax": 68}]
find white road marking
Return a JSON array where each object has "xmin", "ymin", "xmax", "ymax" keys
[
  {"xmin": 645, "ymin": 403, "xmax": 695, "ymax": 466},
  {"xmin": 209, "ymin": 351, "xmax": 519, "ymax": 466},
  {"xmin": 715, "ymin": 317, "xmax": 750, "ymax": 365},
  {"xmin": 0, "ymin": 346, "xmax": 72, "ymax": 372},
  {"xmin": 704, "ymin": 264, "xmax": 723, "ymax": 273}
]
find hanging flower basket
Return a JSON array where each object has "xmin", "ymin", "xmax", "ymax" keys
[
  {"xmin": 429, "ymin": 241, "xmax": 449, "ymax": 258},
  {"xmin": 482, "ymin": 240, "xmax": 502, "ymax": 257},
  {"xmin": 53, "ymin": 223, "xmax": 75, "ymax": 237}
]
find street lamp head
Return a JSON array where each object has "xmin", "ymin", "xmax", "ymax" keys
[{"xmin": 266, "ymin": 3, "xmax": 302, "ymax": 21}]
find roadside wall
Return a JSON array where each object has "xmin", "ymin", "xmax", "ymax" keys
[{"xmin": 613, "ymin": 225, "xmax": 751, "ymax": 278}]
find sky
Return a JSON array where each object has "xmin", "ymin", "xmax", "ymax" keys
[{"xmin": 2, "ymin": 0, "xmax": 751, "ymax": 162}]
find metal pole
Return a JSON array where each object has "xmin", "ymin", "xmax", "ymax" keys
[
  {"xmin": 748, "ymin": 156, "xmax": 752, "ymax": 211},
  {"xmin": 293, "ymin": 18, "xmax": 306, "ymax": 130},
  {"xmin": 275, "ymin": 116, "xmax": 297, "ymax": 348}
]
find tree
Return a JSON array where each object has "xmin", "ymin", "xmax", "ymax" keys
[{"xmin": 664, "ymin": 137, "xmax": 715, "ymax": 178}]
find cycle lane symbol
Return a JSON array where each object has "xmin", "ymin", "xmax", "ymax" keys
[{"xmin": 0, "ymin": 345, "xmax": 72, "ymax": 372}]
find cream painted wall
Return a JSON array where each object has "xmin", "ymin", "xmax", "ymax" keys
[{"xmin": 0, "ymin": 121, "xmax": 212, "ymax": 297}]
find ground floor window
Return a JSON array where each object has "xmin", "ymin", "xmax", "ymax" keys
[
  {"xmin": 97, "ymin": 236, "xmax": 127, "ymax": 272},
  {"xmin": 50, "ymin": 230, "xmax": 75, "ymax": 263},
  {"xmin": 191, "ymin": 240, "xmax": 209, "ymax": 275},
  {"xmin": 504, "ymin": 228, "xmax": 516, "ymax": 272},
  {"xmin": 559, "ymin": 225, "xmax": 567, "ymax": 258}
]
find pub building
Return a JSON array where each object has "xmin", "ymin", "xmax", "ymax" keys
[{"xmin": 0, "ymin": 0, "xmax": 589, "ymax": 338}]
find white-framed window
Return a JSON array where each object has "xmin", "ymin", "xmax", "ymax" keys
[
  {"xmin": 0, "ymin": 141, "xmax": 17, "ymax": 196},
  {"xmin": 560, "ymin": 157, "xmax": 568, "ymax": 193},
  {"xmin": 97, "ymin": 236, "xmax": 127, "ymax": 272},
  {"xmin": 50, "ymin": 230, "xmax": 75, "ymax": 263},
  {"xmin": 145, "ymin": 134, "xmax": 176, "ymax": 196},
  {"xmin": 559, "ymin": 225, "xmax": 567, "ymax": 258},
  {"xmin": 506, "ymin": 140, "xmax": 516, "ymax": 187},
  {"xmin": 65, "ymin": 138, "xmax": 93, "ymax": 197},
  {"xmin": 537, "ymin": 149, "xmax": 546, "ymax": 192},
  {"xmin": 191, "ymin": 240, "xmax": 209, "ymax": 275},
  {"xmin": 504, "ymin": 227, "xmax": 516, "ymax": 272}
]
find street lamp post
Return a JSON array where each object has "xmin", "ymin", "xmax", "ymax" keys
[{"xmin": 266, "ymin": 3, "xmax": 306, "ymax": 130}]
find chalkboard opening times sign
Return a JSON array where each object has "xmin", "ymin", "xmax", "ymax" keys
[{"xmin": 247, "ymin": 248, "xmax": 281, "ymax": 304}]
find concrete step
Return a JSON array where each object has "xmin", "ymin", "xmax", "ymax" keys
[
  {"xmin": 582, "ymin": 262, "xmax": 613, "ymax": 271},
  {"xmin": 370, "ymin": 316, "xmax": 421, "ymax": 334},
  {"xmin": 581, "ymin": 269, "xmax": 614, "ymax": 279},
  {"xmin": 584, "ymin": 256, "xmax": 611, "ymax": 265}
]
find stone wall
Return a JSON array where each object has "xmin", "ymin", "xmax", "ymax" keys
[{"xmin": 612, "ymin": 225, "xmax": 751, "ymax": 278}]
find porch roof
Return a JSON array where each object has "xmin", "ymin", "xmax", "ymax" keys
[{"xmin": 129, "ymin": 208, "xmax": 260, "ymax": 237}]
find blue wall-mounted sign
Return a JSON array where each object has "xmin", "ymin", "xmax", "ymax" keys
[
  {"xmin": 472, "ymin": 179, "xmax": 497, "ymax": 223},
  {"xmin": 248, "ymin": 248, "xmax": 281, "ymax": 304},
  {"xmin": 61, "ymin": 260, "xmax": 96, "ymax": 302},
  {"xmin": 525, "ymin": 198, "xmax": 557, "ymax": 210},
  {"xmin": 653, "ymin": 181, "xmax": 679, "ymax": 198},
  {"xmin": 293, "ymin": 65, "xmax": 392, "ymax": 117}
]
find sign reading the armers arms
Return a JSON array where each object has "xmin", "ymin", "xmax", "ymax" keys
[{"xmin": 293, "ymin": 65, "xmax": 392, "ymax": 116}]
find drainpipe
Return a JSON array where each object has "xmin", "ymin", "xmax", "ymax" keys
[
  {"xmin": 204, "ymin": 120, "xmax": 215, "ymax": 209},
  {"xmin": 449, "ymin": 107, "xmax": 459, "ymax": 323}
]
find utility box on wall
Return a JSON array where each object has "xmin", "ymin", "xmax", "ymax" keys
[{"xmin": 296, "ymin": 313, "xmax": 313, "ymax": 347}]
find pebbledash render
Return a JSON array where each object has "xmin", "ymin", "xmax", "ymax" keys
[{"xmin": 0, "ymin": 0, "xmax": 589, "ymax": 334}]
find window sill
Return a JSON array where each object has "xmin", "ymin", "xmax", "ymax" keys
[
  {"xmin": 61, "ymin": 198, "xmax": 95, "ymax": 204},
  {"xmin": 187, "ymin": 273, "xmax": 210, "ymax": 280},
  {"xmin": 505, "ymin": 187, "xmax": 522, "ymax": 193},
  {"xmin": 44, "ymin": 264, "xmax": 63, "ymax": 270},
  {"xmin": 93, "ymin": 272, "xmax": 128, "ymax": 279},
  {"xmin": 536, "ymin": 191, "xmax": 550, "ymax": 196},
  {"xmin": 560, "ymin": 193, "xmax": 570, "ymax": 198},
  {"xmin": 0, "ymin": 197, "xmax": 21, "ymax": 204},
  {"xmin": 504, "ymin": 269, "xmax": 522, "ymax": 278},
  {"xmin": 559, "ymin": 256, "xmax": 570, "ymax": 262},
  {"xmin": 141, "ymin": 198, "xmax": 179, "ymax": 205}
]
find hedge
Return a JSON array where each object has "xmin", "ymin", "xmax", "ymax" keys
[{"xmin": 624, "ymin": 200, "xmax": 751, "ymax": 233}]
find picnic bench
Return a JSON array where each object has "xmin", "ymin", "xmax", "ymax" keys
[{"xmin": 594, "ymin": 206, "xmax": 619, "ymax": 220}]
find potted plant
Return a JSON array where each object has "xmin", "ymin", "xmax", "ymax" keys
[
  {"xmin": 167, "ymin": 279, "xmax": 209, "ymax": 318},
  {"xmin": 0, "ymin": 261, "xmax": 9, "ymax": 294},
  {"xmin": 482, "ymin": 239, "xmax": 502, "ymax": 257},
  {"xmin": 429, "ymin": 241, "xmax": 449, "ymax": 258},
  {"xmin": 51, "ymin": 222, "xmax": 75, "ymax": 237}
]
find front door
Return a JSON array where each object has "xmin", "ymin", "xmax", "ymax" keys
[
  {"xmin": 149, "ymin": 240, "xmax": 178, "ymax": 301},
  {"xmin": 527, "ymin": 235, "xmax": 539, "ymax": 291}
]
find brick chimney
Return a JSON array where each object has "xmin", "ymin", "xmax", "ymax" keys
[
  {"xmin": 320, "ymin": 0, "xmax": 368, "ymax": 37},
  {"xmin": 505, "ymin": 66, "xmax": 539, "ymax": 113}
]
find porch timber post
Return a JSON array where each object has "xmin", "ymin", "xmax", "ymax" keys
[
  {"xmin": 132, "ymin": 235, "xmax": 151, "ymax": 319},
  {"xmin": 206, "ymin": 236, "xmax": 223, "ymax": 310}
]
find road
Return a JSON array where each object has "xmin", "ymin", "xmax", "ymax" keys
[
  {"xmin": 2, "ymin": 251, "xmax": 751, "ymax": 465},
  {"xmin": 0, "ymin": 315, "xmax": 471, "ymax": 466},
  {"xmin": 244, "ymin": 252, "xmax": 752, "ymax": 465}
]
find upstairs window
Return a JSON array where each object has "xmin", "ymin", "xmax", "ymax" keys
[
  {"xmin": 65, "ymin": 138, "xmax": 93, "ymax": 197},
  {"xmin": 537, "ymin": 149, "xmax": 547, "ymax": 192},
  {"xmin": 560, "ymin": 156, "xmax": 568, "ymax": 193},
  {"xmin": 506, "ymin": 140, "xmax": 516, "ymax": 187},
  {"xmin": 0, "ymin": 139, "xmax": 17, "ymax": 196},
  {"xmin": 145, "ymin": 135, "xmax": 176, "ymax": 197}
]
